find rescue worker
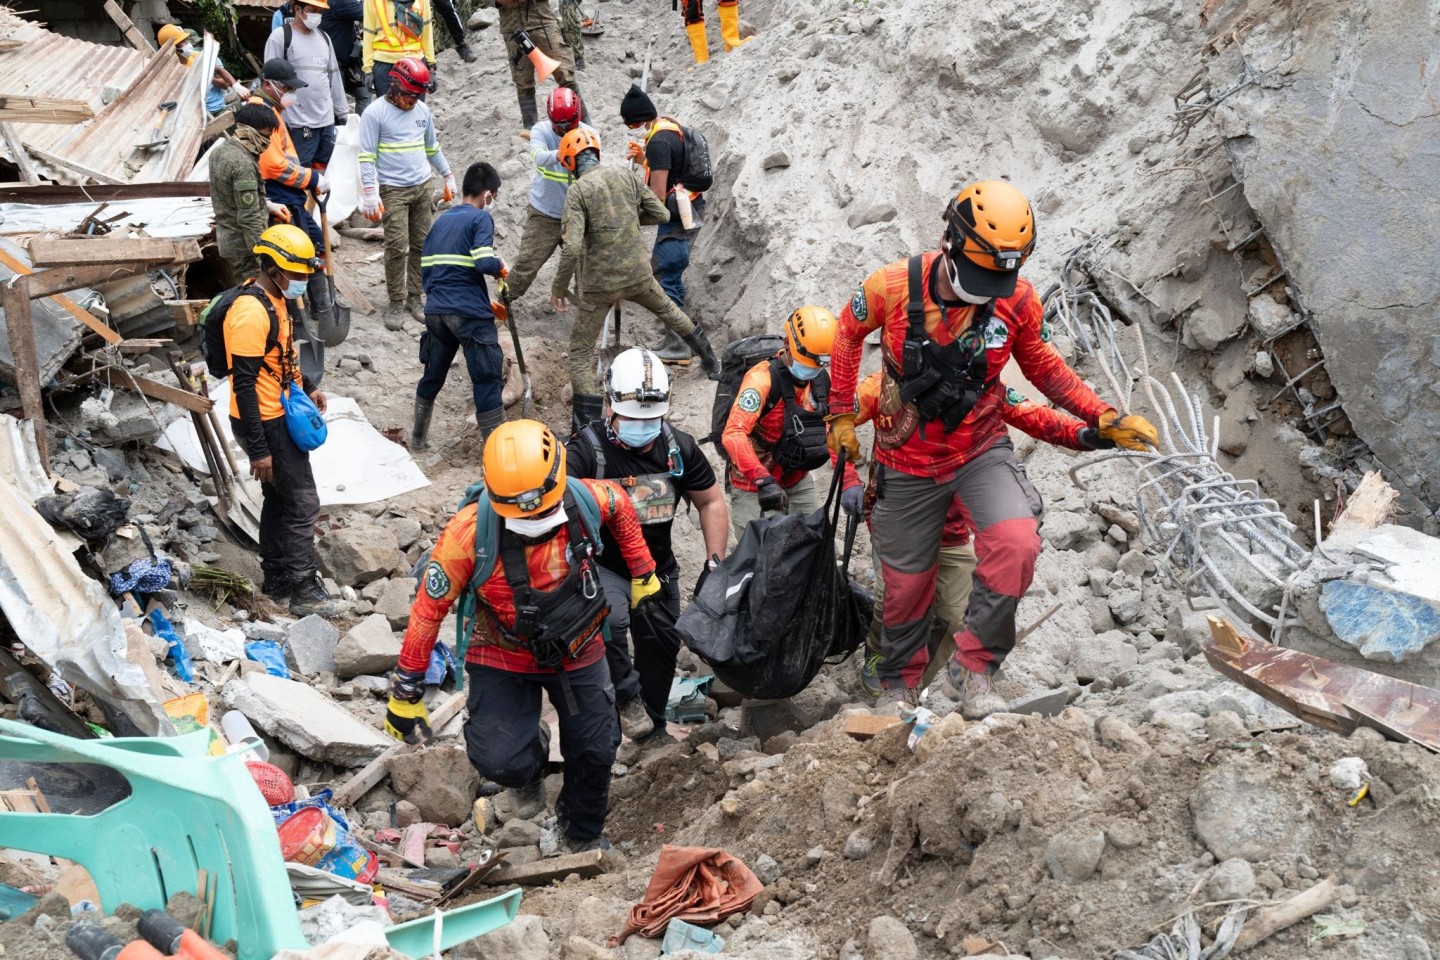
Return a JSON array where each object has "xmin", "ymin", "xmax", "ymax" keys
[
  {"xmin": 357, "ymin": 57, "xmax": 456, "ymax": 327},
  {"xmin": 264, "ymin": 0, "xmax": 349, "ymax": 173},
  {"xmin": 210, "ymin": 104, "xmax": 287, "ymax": 286},
  {"xmin": 251, "ymin": 59, "xmax": 335, "ymax": 335},
  {"xmin": 504, "ymin": 88, "xmax": 593, "ymax": 304},
  {"xmin": 158, "ymin": 23, "xmax": 246, "ymax": 116},
  {"xmin": 849, "ymin": 373, "xmax": 1115, "ymax": 705},
  {"xmin": 387, "ymin": 420, "xmax": 662, "ymax": 852},
  {"xmin": 619, "ymin": 86, "xmax": 705, "ymax": 363},
  {"xmin": 721, "ymin": 306, "xmax": 861, "ymax": 543},
  {"xmin": 412, "ymin": 162, "xmax": 509, "ymax": 451},
  {"xmin": 226, "ymin": 224, "xmax": 340, "ymax": 617},
  {"xmin": 677, "ymin": 0, "xmax": 749, "ymax": 64},
  {"xmin": 362, "ymin": 0, "xmax": 436, "ymax": 97},
  {"xmin": 550, "ymin": 128, "xmax": 720, "ymax": 432},
  {"xmin": 479, "ymin": 0, "xmax": 583, "ymax": 130},
  {"xmin": 565, "ymin": 349, "xmax": 729, "ymax": 741},
  {"xmin": 433, "ymin": 0, "xmax": 477, "ymax": 62},
  {"xmin": 826, "ymin": 180, "xmax": 1160, "ymax": 712}
]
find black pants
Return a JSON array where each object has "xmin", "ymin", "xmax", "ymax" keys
[
  {"xmin": 463, "ymin": 658, "xmax": 618, "ymax": 841},
  {"xmin": 235, "ymin": 416, "xmax": 322, "ymax": 586},
  {"xmin": 432, "ymin": 0, "xmax": 466, "ymax": 46},
  {"xmin": 598, "ymin": 564, "xmax": 681, "ymax": 729},
  {"xmin": 417, "ymin": 313, "xmax": 504, "ymax": 415}
]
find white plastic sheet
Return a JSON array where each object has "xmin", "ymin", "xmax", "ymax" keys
[{"xmin": 190, "ymin": 115, "xmax": 360, "ymax": 225}]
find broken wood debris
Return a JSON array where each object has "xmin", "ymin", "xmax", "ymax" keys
[
  {"xmin": 483, "ymin": 849, "xmax": 607, "ymax": 887},
  {"xmin": 328, "ymin": 693, "xmax": 468, "ymax": 809}
]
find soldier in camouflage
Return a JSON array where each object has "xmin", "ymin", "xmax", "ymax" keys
[
  {"xmin": 209, "ymin": 103, "xmax": 290, "ymax": 285},
  {"xmin": 550, "ymin": 129, "xmax": 719, "ymax": 433},
  {"xmin": 478, "ymin": 0, "xmax": 587, "ymax": 130}
]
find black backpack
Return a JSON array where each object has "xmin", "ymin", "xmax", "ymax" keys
[
  {"xmin": 704, "ymin": 334, "xmax": 786, "ymax": 461},
  {"xmin": 671, "ymin": 122, "xmax": 713, "ymax": 193},
  {"xmin": 198, "ymin": 284, "xmax": 280, "ymax": 379}
]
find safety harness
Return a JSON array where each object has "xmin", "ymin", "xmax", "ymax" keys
[
  {"xmin": 582, "ymin": 423, "xmax": 685, "ymax": 526},
  {"xmin": 888, "ymin": 254, "xmax": 998, "ymax": 434},
  {"xmin": 764, "ymin": 358, "xmax": 830, "ymax": 472}
]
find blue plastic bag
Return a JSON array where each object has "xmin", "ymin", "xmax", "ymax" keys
[
  {"xmin": 148, "ymin": 609, "xmax": 194, "ymax": 682},
  {"xmin": 245, "ymin": 640, "xmax": 291, "ymax": 678},
  {"xmin": 279, "ymin": 384, "xmax": 328, "ymax": 452},
  {"xmin": 426, "ymin": 641, "xmax": 457, "ymax": 686}
]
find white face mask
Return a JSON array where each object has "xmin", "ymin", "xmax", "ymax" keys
[
  {"xmin": 302, "ymin": 12, "xmax": 322, "ymax": 29},
  {"xmin": 178, "ymin": 43, "xmax": 194, "ymax": 57},
  {"xmin": 280, "ymin": 91, "xmax": 298, "ymax": 109},
  {"xmin": 505, "ymin": 503, "xmax": 568, "ymax": 538}
]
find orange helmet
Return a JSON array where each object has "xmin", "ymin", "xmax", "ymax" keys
[
  {"xmin": 483, "ymin": 420, "xmax": 566, "ymax": 519},
  {"xmin": 558, "ymin": 128, "xmax": 601, "ymax": 172},
  {"xmin": 941, "ymin": 180, "xmax": 1036, "ymax": 300},
  {"xmin": 784, "ymin": 306, "xmax": 837, "ymax": 370}
]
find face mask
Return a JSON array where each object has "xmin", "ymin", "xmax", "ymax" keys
[
  {"xmin": 178, "ymin": 44, "xmax": 194, "ymax": 57},
  {"xmin": 303, "ymin": 12, "xmax": 322, "ymax": 28},
  {"xmin": 506, "ymin": 504, "xmax": 568, "ymax": 538},
  {"xmin": 615, "ymin": 418, "xmax": 662, "ymax": 448},
  {"xmin": 789, "ymin": 361, "xmax": 824, "ymax": 381},
  {"xmin": 280, "ymin": 91, "xmax": 298, "ymax": 108},
  {"xmin": 282, "ymin": 277, "xmax": 308, "ymax": 300}
]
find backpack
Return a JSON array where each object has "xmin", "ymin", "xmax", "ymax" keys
[
  {"xmin": 198, "ymin": 285, "xmax": 280, "ymax": 379},
  {"xmin": 655, "ymin": 118, "xmax": 713, "ymax": 193},
  {"xmin": 703, "ymin": 334, "xmax": 786, "ymax": 460}
]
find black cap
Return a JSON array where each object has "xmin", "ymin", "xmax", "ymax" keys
[
  {"xmin": 261, "ymin": 58, "xmax": 308, "ymax": 89},
  {"xmin": 619, "ymin": 84, "xmax": 656, "ymax": 124},
  {"xmin": 944, "ymin": 246, "xmax": 1020, "ymax": 300}
]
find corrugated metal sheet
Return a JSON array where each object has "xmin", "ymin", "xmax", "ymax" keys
[
  {"xmin": 0, "ymin": 13, "xmax": 208, "ymax": 184},
  {"xmin": 0, "ymin": 196, "xmax": 214, "ymax": 239}
]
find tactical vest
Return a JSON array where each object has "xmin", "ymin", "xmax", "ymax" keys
[
  {"xmin": 581, "ymin": 423, "xmax": 684, "ymax": 525},
  {"xmin": 765, "ymin": 358, "xmax": 831, "ymax": 472}
]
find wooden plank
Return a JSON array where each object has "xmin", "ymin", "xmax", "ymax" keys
[
  {"xmin": 375, "ymin": 869, "xmax": 445, "ymax": 900},
  {"xmin": 29, "ymin": 236, "xmax": 202, "ymax": 268},
  {"xmin": 203, "ymin": 110, "xmax": 234, "ymax": 141},
  {"xmin": 2, "ymin": 275, "xmax": 46, "ymax": 469},
  {"xmin": 482, "ymin": 850, "xmax": 606, "ymax": 887},
  {"xmin": 330, "ymin": 259, "xmax": 374, "ymax": 316},
  {"xmin": 0, "ymin": 122, "xmax": 38, "ymax": 185},
  {"xmin": 0, "ymin": 96, "xmax": 95, "ymax": 125},
  {"xmin": 0, "ymin": 248, "xmax": 124, "ymax": 345},
  {"xmin": 164, "ymin": 299, "xmax": 208, "ymax": 328},
  {"xmin": 103, "ymin": 0, "xmax": 156, "ymax": 53},
  {"xmin": 329, "ymin": 693, "xmax": 467, "ymax": 808},
  {"xmin": 26, "ymin": 261, "xmax": 153, "ymax": 298},
  {"xmin": 1330, "ymin": 470, "xmax": 1400, "ymax": 535},
  {"xmin": 22, "ymin": 144, "xmax": 124, "ymax": 186},
  {"xmin": 0, "ymin": 182, "xmax": 211, "ymax": 202},
  {"xmin": 83, "ymin": 365, "xmax": 214, "ymax": 414},
  {"xmin": 843, "ymin": 714, "xmax": 903, "ymax": 740}
]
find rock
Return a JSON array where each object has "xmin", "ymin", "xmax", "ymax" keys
[
  {"xmin": 493, "ymin": 818, "xmax": 543, "ymax": 848},
  {"xmin": 739, "ymin": 699, "xmax": 809, "ymax": 741},
  {"xmin": 700, "ymin": 86, "xmax": 728, "ymax": 111},
  {"xmin": 1117, "ymin": 550, "xmax": 1155, "ymax": 578},
  {"xmin": 391, "ymin": 517, "xmax": 424, "ymax": 550},
  {"xmin": 241, "ymin": 621, "xmax": 287, "ymax": 643},
  {"xmin": 1041, "ymin": 512, "xmax": 1091, "ymax": 550},
  {"xmin": 222, "ymin": 673, "xmax": 392, "ymax": 766},
  {"xmin": 1204, "ymin": 710, "xmax": 1247, "ymax": 740},
  {"xmin": 753, "ymin": 853, "xmax": 780, "ymax": 885},
  {"xmin": 1183, "ymin": 304, "xmax": 1246, "ymax": 352},
  {"xmin": 1248, "ymin": 294, "xmax": 1302, "ymax": 340},
  {"xmin": 762, "ymin": 151, "xmax": 791, "ymax": 170},
  {"xmin": 466, "ymin": 6, "xmax": 497, "ymax": 29},
  {"xmin": 427, "ymin": 846, "xmax": 459, "ymax": 868},
  {"xmin": 1096, "ymin": 715, "xmax": 1150, "ymax": 755},
  {"xmin": 455, "ymin": 913, "xmax": 549, "ymax": 960},
  {"xmin": 1254, "ymin": 350, "xmax": 1274, "ymax": 378},
  {"xmin": 1191, "ymin": 765, "xmax": 1312, "ymax": 861},
  {"xmin": 1108, "ymin": 587, "xmax": 1143, "ymax": 624},
  {"xmin": 845, "ymin": 203, "xmax": 897, "ymax": 229},
  {"xmin": 1165, "ymin": 606, "xmax": 1215, "ymax": 657},
  {"xmin": 286, "ymin": 615, "xmax": 340, "ymax": 675},
  {"xmin": 803, "ymin": 846, "xmax": 824, "ymax": 868},
  {"xmin": 298, "ymin": 894, "xmax": 390, "ymax": 945},
  {"xmin": 1045, "ymin": 829, "xmax": 1106, "ymax": 882},
  {"xmin": 1069, "ymin": 631, "xmax": 1138, "ymax": 682},
  {"xmin": 334, "ymin": 614, "xmax": 402, "ymax": 678},
  {"xmin": 842, "ymin": 829, "xmax": 873, "ymax": 860},
  {"xmin": 386, "ymin": 741, "xmax": 481, "ymax": 825},
  {"xmin": 395, "ymin": 800, "xmax": 422, "ymax": 827},
  {"xmin": 374, "ymin": 577, "xmax": 418, "ymax": 630},
  {"xmin": 1206, "ymin": 858, "xmax": 1256, "ymax": 902},
  {"xmin": 866, "ymin": 916, "xmax": 917, "ymax": 960},
  {"xmin": 1005, "ymin": 687, "xmax": 1073, "ymax": 718},
  {"xmin": 316, "ymin": 523, "xmax": 404, "ymax": 586}
]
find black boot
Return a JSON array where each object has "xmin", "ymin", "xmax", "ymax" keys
[
  {"xmin": 477, "ymin": 406, "xmax": 505, "ymax": 448},
  {"xmin": 411, "ymin": 396, "xmax": 434, "ymax": 451},
  {"xmin": 290, "ymin": 574, "xmax": 341, "ymax": 618},
  {"xmin": 570, "ymin": 84, "xmax": 591, "ymax": 124},
  {"xmin": 572, "ymin": 393, "xmax": 603, "ymax": 436},
  {"xmin": 519, "ymin": 92, "xmax": 538, "ymax": 130},
  {"xmin": 456, "ymin": 41, "xmax": 477, "ymax": 62},
  {"xmin": 682, "ymin": 328, "xmax": 722, "ymax": 380},
  {"xmin": 652, "ymin": 328, "xmax": 690, "ymax": 363}
]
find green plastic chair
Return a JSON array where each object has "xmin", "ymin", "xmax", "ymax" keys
[{"xmin": 0, "ymin": 720, "xmax": 522, "ymax": 959}]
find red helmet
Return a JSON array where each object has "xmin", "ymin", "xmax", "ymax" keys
[
  {"xmin": 389, "ymin": 57, "xmax": 431, "ymax": 95},
  {"xmin": 547, "ymin": 87, "xmax": 582, "ymax": 132}
]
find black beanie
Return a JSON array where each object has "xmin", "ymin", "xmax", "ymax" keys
[{"xmin": 620, "ymin": 84, "xmax": 657, "ymax": 124}]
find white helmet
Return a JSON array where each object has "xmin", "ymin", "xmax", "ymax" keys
[{"xmin": 606, "ymin": 347, "xmax": 670, "ymax": 418}]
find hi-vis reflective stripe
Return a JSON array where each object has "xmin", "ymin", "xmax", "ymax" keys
[
  {"xmin": 370, "ymin": 0, "xmax": 427, "ymax": 49},
  {"xmin": 358, "ymin": 151, "xmax": 377, "ymax": 164},
  {"xmin": 425, "ymin": 145, "xmax": 440, "ymax": 156},
  {"xmin": 377, "ymin": 139, "xmax": 426, "ymax": 154},
  {"xmin": 470, "ymin": 246, "xmax": 495, "ymax": 259},
  {"xmin": 535, "ymin": 166, "xmax": 568, "ymax": 183},
  {"xmin": 421, "ymin": 254, "xmax": 474, "ymax": 268}
]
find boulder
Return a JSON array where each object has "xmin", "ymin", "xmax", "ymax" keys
[
  {"xmin": 316, "ymin": 523, "xmax": 404, "ymax": 586},
  {"xmin": 374, "ymin": 577, "xmax": 418, "ymax": 630},
  {"xmin": 286, "ymin": 615, "xmax": 340, "ymax": 675},
  {"xmin": 1191, "ymin": 764, "xmax": 1312, "ymax": 861},
  {"xmin": 1041, "ymin": 512, "xmax": 1091, "ymax": 550},
  {"xmin": 386, "ymin": 741, "xmax": 481, "ymax": 826},
  {"xmin": 455, "ymin": 914, "xmax": 549, "ymax": 960},
  {"xmin": 334, "ymin": 614, "xmax": 402, "ymax": 678},
  {"xmin": 222, "ymin": 673, "xmax": 392, "ymax": 766},
  {"xmin": 1045, "ymin": 829, "xmax": 1106, "ymax": 883},
  {"xmin": 866, "ymin": 916, "xmax": 917, "ymax": 960},
  {"xmin": 1069, "ymin": 631, "xmax": 1138, "ymax": 682}
]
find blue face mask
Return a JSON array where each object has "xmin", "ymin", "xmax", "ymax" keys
[
  {"xmin": 789, "ymin": 361, "xmax": 824, "ymax": 381},
  {"xmin": 282, "ymin": 277, "xmax": 308, "ymax": 300},
  {"xmin": 615, "ymin": 418, "xmax": 662, "ymax": 448}
]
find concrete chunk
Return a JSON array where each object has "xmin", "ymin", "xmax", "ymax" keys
[
  {"xmin": 333, "ymin": 614, "xmax": 402, "ymax": 678},
  {"xmin": 222, "ymin": 672, "xmax": 392, "ymax": 766},
  {"xmin": 286, "ymin": 615, "xmax": 340, "ymax": 676}
]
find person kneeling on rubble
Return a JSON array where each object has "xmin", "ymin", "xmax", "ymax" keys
[
  {"xmin": 386, "ymin": 419, "xmax": 661, "ymax": 852},
  {"xmin": 565, "ymin": 348, "xmax": 729, "ymax": 742}
]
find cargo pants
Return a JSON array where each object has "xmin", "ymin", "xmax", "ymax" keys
[
  {"xmin": 568, "ymin": 277, "xmax": 694, "ymax": 397},
  {"xmin": 505, "ymin": 206, "xmax": 564, "ymax": 301},
  {"xmin": 598, "ymin": 565, "xmax": 682, "ymax": 730},
  {"xmin": 379, "ymin": 181, "xmax": 434, "ymax": 306},
  {"xmin": 499, "ymin": 0, "xmax": 576, "ymax": 97},
  {"xmin": 726, "ymin": 472, "xmax": 819, "ymax": 544}
]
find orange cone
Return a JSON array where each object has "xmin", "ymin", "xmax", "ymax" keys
[{"xmin": 511, "ymin": 29, "xmax": 561, "ymax": 82}]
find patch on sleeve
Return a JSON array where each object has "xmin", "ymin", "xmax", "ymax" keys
[
  {"xmin": 1039, "ymin": 320, "xmax": 1054, "ymax": 343},
  {"xmin": 736, "ymin": 387, "xmax": 763, "ymax": 413},
  {"xmin": 423, "ymin": 560, "xmax": 452, "ymax": 599},
  {"xmin": 849, "ymin": 286, "xmax": 868, "ymax": 322},
  {"xmin": 239, "ymin": 191, "xmax": 258, "ymax": 208},
  {"xmin": 1005, "ymin": 387, "xmax": 1028, "ymax": 407}
]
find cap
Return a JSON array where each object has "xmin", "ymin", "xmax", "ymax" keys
[
  {"xmin": 619, "ymin": 83, "xmax": 657, "ymax": 125},
  {"xmin": 260, "ymin": 58, "xmax": 308, "ymax": 89},
  {"xmin": 945, "ymin": 247, "xmax": 1020, "ymax": 299}
]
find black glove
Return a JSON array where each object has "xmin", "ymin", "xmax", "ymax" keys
[
  {"xmin": 695, "ymin": 554, "xmax": 719, "ymax": 596},
  {"xmin": 427, "ymin": 62, "xmax": 438, "ymax": 93},
  {"xmin": 1078, "ymin": 427, "xmax": 1115, "ymax": 450},
  {"xmin": 364, "ymin": 73, "xmax": 377, "ymax": 94},
  {"xmin": 756, "ymin": 477, "xmax": 788, "ymax": 513}
]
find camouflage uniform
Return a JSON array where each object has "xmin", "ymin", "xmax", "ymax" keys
[
  {"xmin": 494, "ymin": 0, "xmax": 576, "ymax": 96},
  {"xmin": 558, "ymin": 0, "xmax": 583, "ymax": 66},
  {"xmin": 209, "ymin": 136, "xmax": 268, "ymax": 285},
  {"xmin": 552, "ymin": 165, "xmax": 694, "ymax": 396}
]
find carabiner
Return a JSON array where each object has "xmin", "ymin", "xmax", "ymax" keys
[{"xmin": 580, "ymin": 562, "xmax": 600, "ymax": 600}]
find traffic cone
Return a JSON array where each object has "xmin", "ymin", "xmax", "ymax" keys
[{"xmin": 511, "ymin": 29, "xmax": 561, "ymax": 83}]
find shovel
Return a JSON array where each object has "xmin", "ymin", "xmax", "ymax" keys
[
  {"xmin": 498, "ymin": 279, "xmax": 533, "ymax": 417},
  {"xmin": 292, "ymin": 301, "xmax": 325, "ymax": 388},
  {"xmin": 316, "ymin": 193, "xmax": 352, "ymax": 346}
]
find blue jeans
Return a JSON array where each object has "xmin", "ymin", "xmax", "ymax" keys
[
  {"xmin": 291, "ymin": 123, "xmax": 337, "ymax": 168},
  {"xmin": 417, "ymin": 313, "xmax": 504, "ymax": 415},
  {"xmin": 652, "ymin": 197, "xmax": 704, "ymax": 309}
]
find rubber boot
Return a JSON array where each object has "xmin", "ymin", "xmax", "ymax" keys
[
  {"xmin": 718, "ymin": 4, "xmax": 750, "ymax": 51},
  {"xmin": 518, "ymin": 92, "xmax": 538, "ymax": 131},
  {"xmin": 411, "ymin": 396, "xmax": 434, "ymax": 451},
  {"xmin": 456, "ymin": 40, "xmax": 477, "ymax": 62},
  {"xmin": 652, "ymin": 328, "xmax": 691, "ymax": 363},
  {"xmin": 682, "ymin": 328, "xmax": 722, "ymax": 380},
  {"xmin": 686, "ymin": 22, "xmax": 710, "ymax": 64},
  {"xmin": 307, "ymin": 274, "xmax": 336, "ymax": 345},
  {"xmin": 476, "ymin": 405, "xmax": 505, "ymax": 448},
  {"xmin": 572, "ymin": 393, "xmax": 603, "ymax": 436}
]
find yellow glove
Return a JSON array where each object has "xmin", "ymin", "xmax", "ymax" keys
[
  {"xmin": 826, "ymin": 412, "xmax": 860, "ymax": 461},
  {"xmin": 630, "ymin": 572, "xmax": 661, "ymax": 608},
  {"xmin": 625, "ymin": 141, "xmax": 646, "ymax": 164},
  {"xmin": 1098, "ymin": 409, "xmax": 1160, "ymax": 451},
  {"xmin": 384, "ymin": 696, "xmax": 432, "ymax": 744}
]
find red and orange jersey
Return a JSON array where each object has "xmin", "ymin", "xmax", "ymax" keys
[
  {"xmin": 397, "ymin": 478, "xmax": 655, "ymax": 674},
  {"xmin": 721, "ymin": 357, "xmax": 859, "ymax": 493}
]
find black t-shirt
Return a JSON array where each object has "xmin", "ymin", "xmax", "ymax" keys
[
  {"xmin": 644, "ymin": 127, "xmax": 685, "ymax": 176},
  {"xmin": 565, "ymin": 423, "xmax": 716, "ymax": 578}
]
